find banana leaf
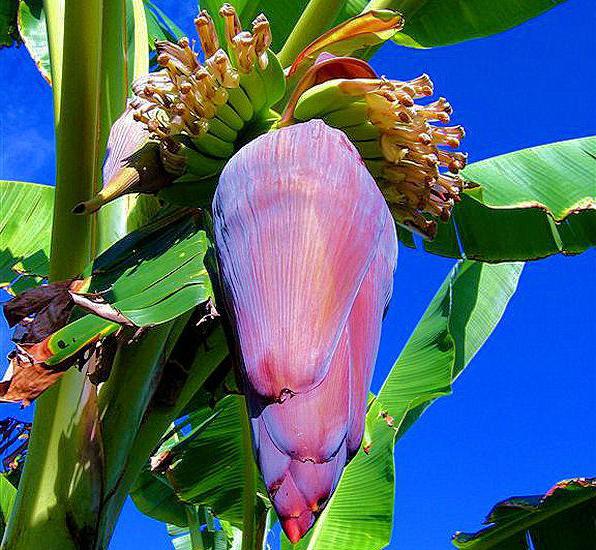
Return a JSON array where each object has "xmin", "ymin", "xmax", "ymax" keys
[
  {"xmin": 283, "ymin": 260, "xmax": 523, "ymax": 549},
  {"xmin": 453, "ymin": 477, "xmax": 596, "ymax": 549},
  {"xmin": 131, "ymin": 407, "xmax": 223, "ymax": 527},
  {"xmin": 423, "ymin": 137, "xmax": 596, "ymax": 262},
  {"xmin": 0, "ymin": 0, "xmax": 19, "ymax": 47},
  {"xmin": 132, "ymin": 394, "xmax": 263, "ymax": 527},
  {"xmin": 0, "ymin": 180, "xmax": 53, "ymax": 289},
  {"xmin": 26, "ymin": 207, "xmax": 214, "ymax": 367},
  {"xmin": 16, "ymin": 0, "xmax": 50, "ymax": 82},
  {"xmin": 337, "ymin": 0, "xmax": 567, "ymax": 48}
]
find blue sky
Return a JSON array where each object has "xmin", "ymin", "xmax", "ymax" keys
[{"xmin": 1, "ymin": 1, "xmax": 594, "ymax": 548}]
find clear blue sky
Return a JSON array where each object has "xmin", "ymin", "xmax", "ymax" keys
[{"xmin": 0, "ymin": 1, "xmax": 594, "ymax": 549}]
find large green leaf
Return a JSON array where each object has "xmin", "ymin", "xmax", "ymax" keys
[
  {"xmin": 132, "ymin": 392, "xmax": 266, "ymax": 535},
  {"xmin": 164, "ymin": 395, "xmax": 253, "ymax": 525},
  {"xmin": 131, "ymin": 408, "xmax": 223, "ymax": 528},
  {"xmin": 284, "ymin": 261, "xmax": 523, "ymax": 550},
  {"xmin": 339, "ymin": 0, "xmax": 566, "ymax": 48},
  {"xmin": 423, "ymin": 137, "xmax": 596, "ymax": 262},
  {"xmin": 453, "ymin": 477, "xmax": 596, "ymax": 549},
  {"xmin": 0, "ymin": 180, "xmax": 53, "ymax": 289}
]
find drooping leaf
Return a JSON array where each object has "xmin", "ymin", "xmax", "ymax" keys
[
  {"xmin": 0, "ymin": 208, "xmax": 215, "ymax": 404},
  {"xmin": 378, "ymin": 261, "xmax": 523, "ymax": 437},
  {"xmin": 162, "ymin": 395, "xmax": 255, "ymax": 526},
  {"xmin": 423, "ymin": 137, "xmax": 596, "ymax": 262},
  {"xmin": 45, "ymin": 208, "xmax": 213, "ymax": 356},
  {"xmin": 131, "ymin": 468, "xmax": 188, "ymax": 528},
  {"xmin": 0, "ymin": 180, "xmax": 53, "ymax": 289},
  {"xmin": 453, "ymin": 477, "xmax": 596, "ymax": 549},
  {"xmin": 132, "ymin": 394, "xmax": 262, "ymax": 528},
  {"xmin": 284, "ymin": 261, "xmax": 523, "ymax": 549},
  {"xmin": 337, "ymin": 0, "xmax": 567, "ymax": 49}
]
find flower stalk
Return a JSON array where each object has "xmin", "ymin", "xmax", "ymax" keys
[{"xmin": 277, "ymin": 0, "xmax": 345, "ymax": 67}]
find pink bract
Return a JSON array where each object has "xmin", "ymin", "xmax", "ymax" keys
[{"xmin": 213, "ymin": 120, "xmax": 397, "ymax": 542}]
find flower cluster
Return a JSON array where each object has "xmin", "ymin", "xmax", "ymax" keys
[
  {"xmin": 343, "ymin": 76, "xmax": 467, "ymax": 237},
  {"xmin": 131, "ymin": 5, "xmax": 271, "ymax": 173}
]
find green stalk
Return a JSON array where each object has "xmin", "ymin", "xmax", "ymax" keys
[
  {"xmin": 240, "ymin": 398, "xmax": 257, "ymax": 550},
  {"xmin": 3, "ymin": 1, "xmax": 104, "ymax": 548},
  {"xmin": 43, "ymin": 0, "xmax": 63, "ymax": 120},
  {"xmin": 96, "ymin": 0, "xmax": 130, "ymax": 254},
  {"xmin": 277, "ymin": 0, "xmax": 344, "ymax": 67},
  {"xmin": 97, "ymin": 323, "xmax": 175, "ymax": 500},
  {"xmin": 186, "ymin": 506, "xmax": 206, "ymax": 550}
]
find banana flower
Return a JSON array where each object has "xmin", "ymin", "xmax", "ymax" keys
[{"xmin": 213, "ymin": 120, "xmax": 397, "ymax": 541}]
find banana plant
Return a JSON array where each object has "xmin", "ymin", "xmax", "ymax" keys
[{"xmin": 0, "ymin": 1, "xmax": 593, "ymax": 549}]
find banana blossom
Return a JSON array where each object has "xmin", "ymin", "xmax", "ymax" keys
[{"xmin": 213, "ymin": 120, "xmax": 397, "ymax": 541}]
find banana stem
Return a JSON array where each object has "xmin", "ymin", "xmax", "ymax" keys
[
  {"xmin": 277, "ymin": 0, "xmax": 344, "ymax": 67},
  {"xmin": 2, "ymin": 1, "xmax": 104, "ymax": 548},
  {"xmin": 240, "ymin": 398, "xmax": 257, "ymax": 550}
]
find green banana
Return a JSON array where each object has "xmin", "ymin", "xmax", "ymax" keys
[
  {"xmin": 159, "ymin": 174, "xmax": 218, "ymax": 208},
  {"xmin": 182, "ymin": 143, "xmax": 227, "ymax": 177},
  {"xmin": 226, "ymin": 86, "xmax": 254, "ymax": 122},
  {"xmin": 215, "ymin": 103, "xmax": 245, "ymax": 131},
  {"xmin": 239, "ymin": 69, "xmax": 267, "ymax": 115},
  {"xmin": 192, "ymin": 132, "xmax": 235, "ymax": 159},
  {"xmin": 239, "ymin": 109, "xmax": 281, "ymax": 145},
  {"xmin": 340, "ymin": 121, "xmax": 380, "ymax": 142},
  {"xmin": 353, "ymin": 139, "xmax": 383, "ymax": 160},
  {"xmin": 293, "ymin": 80, "xmax": 364, "ymax": 121},
  {"xmin": 207, "ymin": 117, "xmax": 238, "ymax": 143},
  {"xmin": 322, "ymin": 103, "xmax": 369, "ymax": 129},
  {"xmin": 257, "ymin": 51, "xmax": 286, "ymax": 110}
]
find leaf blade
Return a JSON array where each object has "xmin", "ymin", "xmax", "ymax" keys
[{"xmin": 423, "ymin": 137, "xmax": 596, "ymax": 262}]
